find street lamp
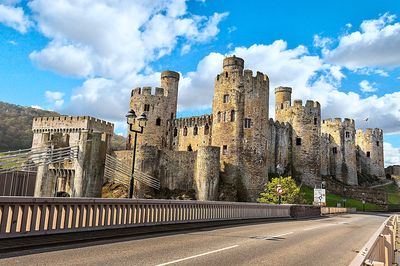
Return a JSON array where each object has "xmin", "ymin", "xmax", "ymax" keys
[{"xmin": 126, "ymin": 109, "xmax": 148, "ymax": 199}]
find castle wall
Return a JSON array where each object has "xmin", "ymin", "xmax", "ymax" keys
[
  {"xmin": 168, "ymin": 115, "xmax": 212, "ymax": 151},
  {"xmin": 321, "ymin": 118, "xmax": 358, "ymax": 185},
  {"xmin": 320, "ymin": 133, "xmax": 331, "ymax": 176},
  {"xmin": 356, "ymin": 128, "xmax": 385, "ymax": 178},
  {"xmin": 267, "ymin": 119, "xmax": 292, "ymax": 174}
]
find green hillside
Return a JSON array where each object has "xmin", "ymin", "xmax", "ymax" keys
[{"xmin": 0, "ymin": 101, "xmax": 126, "ymax": 152}]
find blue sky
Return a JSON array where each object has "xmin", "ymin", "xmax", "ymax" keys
[{"xmin": 0, "ymin": 0, "xmax": 399, "ymax": 165}]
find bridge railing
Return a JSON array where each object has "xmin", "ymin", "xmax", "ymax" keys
[
  {"xmin": 321, "ymin": 207, "xmax": 356, "ymax": 214},
  {"xmin": 350, "ymin": 215, "xmax": 398, "ymax": 266},
  {"xmin": 0, "ymin": 197, "xmax": 302, "ymax": 239}
]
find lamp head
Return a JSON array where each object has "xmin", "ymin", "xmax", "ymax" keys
[
  {"xmin": 125, "ymin": 109, "xmax": 137, "ymax": 124},
  {"xmin": 137, "ymin": 113, "xmax": 148, "ymax": 127}
]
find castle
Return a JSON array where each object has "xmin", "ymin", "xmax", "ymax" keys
[
  {"xmin": 118, "ymin": 56, "xmax": 385, "ymax": 202},
  {"xmin": 30, "ymin": 56, "xmax": 385, "ymax": 202}
]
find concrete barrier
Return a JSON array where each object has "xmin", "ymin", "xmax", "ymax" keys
[
  {"xmin": 321, "ymin": 207, "xmax": 356, "ymax": 215},
  {"xmin": 290, "ymin": 205, "xmax": 321, "ymax": 218},
  {"xmin": 350, "ymin": 215, "xmax": 398, "ymax": 266}
]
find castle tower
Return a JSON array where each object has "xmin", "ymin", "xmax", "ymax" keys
[
  {"xmin": 211, "ymin": 56, "xmax": 269, "ymax": 201},
  {"xmin": 128, "ymin": 71, "xmax": 180, "ymax": 150},
  {"xmin": 321, "ymin": 118, "xmax": 358, "ymax": 185},
  {"xmin": 275, "ymin": 90, "xmax": 322, "ymax": 186},
  {"xmin": 275, "ymin": 86, "xmax": 292, "ymax": 122},
  {"xmin": 211, "ymin": 56, "xmax": 244, "ymax": 200},
  {"xmin": 356, "ymin": 128, "xmax": 385, "ymax": 178}
]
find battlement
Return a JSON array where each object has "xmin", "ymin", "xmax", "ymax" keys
[
  {"xmin": 322, "ymin": 118, "xmax": 355, "ymax": 127},
  {"xmin": 131, "ymin": 86, "xmax": 165, "ymax": 97},
  {"xmin": 32, "ymin": 116, "xmax": 114, "ymax": 134},
  {"xmin": 290, "ymin": 99, "xmax": 320, "ymax": 110},
  {"xmin": 161, "ymin": 70, "xmax": 180, "ymax": 80},
  {"xmin": 268, "ymin": 118, "xmax": 291, "ymax": 130},
  {"xmin": 171, "ymin": 114, "xmax": 212, "ymax": 128},
  {"xmin": 243, "ymin": 69, "xmax": 269, "ymax": 81},
  {"xmin": 223, "ymin": 55, "xmax": 244, "ymax": 72},
  {"xmin": 356, "ymin": 128, "xmax": 384, "ymax": 139}
]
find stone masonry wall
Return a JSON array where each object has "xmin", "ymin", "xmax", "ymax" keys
[
  {"xmin": 267, "ymin": 119, "xmax": 292, "ymax": 175},
  {"xmin": 321, "ymin": 118, "xmax": 358, "ymax": 185},
  {"xmin": 356, "ymin": 128, "xmax": 385, "ymax": 178}
]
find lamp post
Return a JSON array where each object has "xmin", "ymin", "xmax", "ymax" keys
[{"xmin": 126, "ymin": 109, "xmax": 148, "ymax": 199}]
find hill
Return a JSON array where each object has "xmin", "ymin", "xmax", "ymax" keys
[{"xmin": 0, "ymin": 101, "xmax": 126, "ymax": 151}]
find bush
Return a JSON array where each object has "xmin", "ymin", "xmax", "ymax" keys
[{"xmin": 258, "ymin": 176, "xmax": 303, "ymax": 204}]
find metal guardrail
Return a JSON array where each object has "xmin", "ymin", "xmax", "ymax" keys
[
  {"xmin": 0, "ymin": 146, "xmax": 79, "ymax": 174},
  {"xmin": 350, "ymin": 215, "xmax": 398, "ymax": 266},
  {"xmin": 321, "ymin": 207, "xmax": 356, "ymax": 215},
  {"xmin": 104, "ymin": 154, "xmax": 160, "ymax": 190},
  {"xmin": 0, "ymin": 197, "xmax": 295, "ymax": 239}
]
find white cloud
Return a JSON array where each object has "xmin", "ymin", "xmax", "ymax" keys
[
  {"xmin": 0, "ymin": 3, "xmax": 31, "ymax": 33},
  {"xmin": 359, "ymin": 80, "xmax": 378, "ymax": 92},
  {"xmin": 384, "ymin": 142, "xmax": 400, "ymax": 167},
  {"xmin": 30, "ymin": 105, "xmax": 42, "ymax": 109},
  {"xmin": 45, "ymin": 90, "xmax": 64, "ymax": 109},
  {"xmin": 28, "ymin": 0, "xmax": 227, "ymax": 80},
  {"xmin": 325, "ymin": 13, "xmax": 400, "ymax": 69}
]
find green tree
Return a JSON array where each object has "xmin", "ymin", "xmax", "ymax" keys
[{"xmin": 258, "ymin": 176, "xmax": 302, "ymax": 204}]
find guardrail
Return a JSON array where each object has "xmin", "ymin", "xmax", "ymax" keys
[
  {"xmin": 350, "ymin": 215, "xmax": 398, "ymax": 266},
  {"xmin": 0, "ymin": 197, "xmax": 312, "ymax": 239},
  {"xmin": 321, "ymin": 207, "xmax": 356, "ymax": 214}
]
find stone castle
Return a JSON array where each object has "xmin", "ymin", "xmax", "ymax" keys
[
  {"xmin": 118, "ymin": 56, "xmax": 385, "ymax": 202},
  {"xmin": 30, "ymin": 56, "xmax": 385, "ymax": 202}
]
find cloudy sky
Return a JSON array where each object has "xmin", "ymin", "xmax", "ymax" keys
[{"xmin": 0, "ymin": 0, "xmax": 399, "ymax": 166}]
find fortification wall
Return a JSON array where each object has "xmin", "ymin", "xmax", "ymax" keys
[
  {"xmin": 168, "ymin": 115, "xmax": 212, "ymax": 151},
  {"xmin": 320, "ymin": 133, "xmax": 331, "ymax": 176},
  {"xmin": 32, "ymin": 116, "xmax": 114, "ymax": 135},
  {"xmin": 356, "ymin": 128, "xmax": 385, "ymax": 178},
  {"xmin": 386, "ymin": 165, "xmax": 400, "ymax": 176},
  {"xmin": 321, "ymin": 118, "xmax": 358, "ymax": 185},
  {"xmin": 267, "ymin": 119, "xmax": 292, "ymax": 175}
]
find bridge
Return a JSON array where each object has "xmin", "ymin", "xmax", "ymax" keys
[
  {"xmin": 0, "ymin": 196, "xmax": 397, "ymax": 266},
  {"xmin": 0, "ymin": 147, "xmax": 398, "ymax": 265}
]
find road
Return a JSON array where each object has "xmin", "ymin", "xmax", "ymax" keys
[{"xmin": 0, "ymin": 213, "xmax": 389, "ymax": 266}]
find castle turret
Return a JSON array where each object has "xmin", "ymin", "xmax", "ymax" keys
[
  {"xmin": 322, "ymin": 118, "xmax": 358, "ymax": 185},
  {"xmin": 356, "ymin": 128, "xmax": 385, "ymax": 178},
  {"xmin": 275, "ymin": 86, "xmax": 292, "ymax": 122},
  {"xmin": 128, "ymin": 71, "xmax": 180, "ymax": 150}
]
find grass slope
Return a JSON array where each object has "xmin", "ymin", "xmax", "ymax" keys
[{"xmin": 300, "ymin": 186, "xmax": 385, "ymax": 211}]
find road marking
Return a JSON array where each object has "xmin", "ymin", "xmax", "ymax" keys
[
  {"xmin": 252, "ymin": 231, "xmax": 293, "ymax": 240},
  {"xmin": 155, "ymin": 245, "xmax": 239, "ymax": 266},
  {"xmin": 303, "ymin": 224, "xmax": 335, "ymax": 231}
]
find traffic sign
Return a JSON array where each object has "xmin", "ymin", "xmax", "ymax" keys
[{"xmin": 276, "ymin": 185, "xmax": 283, "ymax": 194}]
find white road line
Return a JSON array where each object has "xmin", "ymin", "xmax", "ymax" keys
[
  {"xmin": 155, "ymin": 245, "xmax": 239, "ymax": 266},
  {"xmin": 272, "ymin": 231, "xmax": 293, "ymax": 238},
  {"xmin": 303, "ymin": 224, "xmax": 335, "ymax": 231}
]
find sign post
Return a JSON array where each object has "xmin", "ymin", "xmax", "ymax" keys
[
  {"xmin": 276, "ymin": 184, "xmax": 283, "ymax": 204},
  {"xmin": 313, "ymin": 188, "xmax": 326, "ymax": 206}
]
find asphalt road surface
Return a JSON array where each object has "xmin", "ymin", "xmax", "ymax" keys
[{"xmin": 0, "ymin": 213, "xmax": 389, "ymax": 266}]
